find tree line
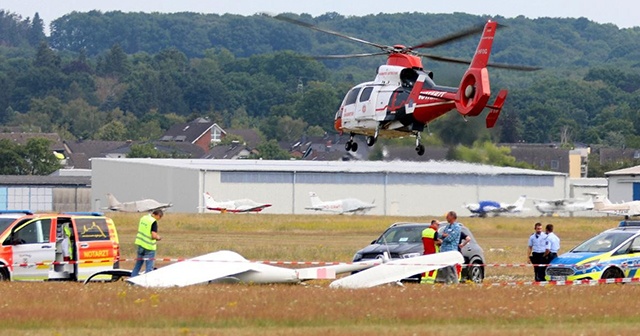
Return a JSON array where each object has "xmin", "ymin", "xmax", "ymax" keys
[{"xmin": 1, "ymin": 10, "xmax": 640, "ymax": 163}]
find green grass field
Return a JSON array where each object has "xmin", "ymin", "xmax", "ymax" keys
[{"xmin": 2, "ymin": 213, "xmax": 639, "ymax": 335}]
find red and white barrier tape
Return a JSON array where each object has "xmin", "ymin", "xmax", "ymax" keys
[
  {"xmin": 2, "ymin": 257, "xmax": 637, "ymax": 269},
  {"xmin": 482, "ymin": 277, "xmax": 640, "ymax": 286}
]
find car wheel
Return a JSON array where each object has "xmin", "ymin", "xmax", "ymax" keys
[
  {"xmin": 601, "ymin": 268, "xmax": 624, "ymax": 280},
  {"xmin": 467, "ymin": 262, "xmax": 484, "ymax": 283},
  {"xmin": 0, "ymin": 266, "xmax": 9, "ymax": 281}
]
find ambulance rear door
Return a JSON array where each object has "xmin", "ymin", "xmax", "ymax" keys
[{"xmin": 72, "ymin": 216, "xmax": 116, "ymax": 281}]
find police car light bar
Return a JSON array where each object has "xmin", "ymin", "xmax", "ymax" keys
[{"xmin": 618, "ymin": 220, "xmax": 640, "ymax": 227}]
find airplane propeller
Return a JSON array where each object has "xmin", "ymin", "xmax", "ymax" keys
[{"xmin": 263, "ymin": 13, "xmax": 541, "ymax": 71}]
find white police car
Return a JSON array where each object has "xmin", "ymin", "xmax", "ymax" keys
[{"xmin": 546, "ymin": 220, "xmax": 640, "ymax": 281}]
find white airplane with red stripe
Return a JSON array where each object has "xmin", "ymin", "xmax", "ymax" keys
[
  {"xmin": 305, "ymin": 192, "xmax": 376, "ymax": 215},
  {"xmin": 203, "ymin": 192, "xmax": 271, "ymax": 213}
]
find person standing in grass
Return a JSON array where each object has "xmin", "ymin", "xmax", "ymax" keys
[
  {"xmin": 421, "ymin": 220, "xmax": 442, "ymax": 284},
  {"xmin": 544, "ymin": 224, "xmax": 560, "ymax": 264},
  {"xmin": 131, "ymin": 209, "xmax": 163, "ymax": 277},
  {"xmin": 527, "ymin": 222, "xmax": 547, "ymax": 282},
  {"xmin": 439, "ymin": 211, "xmax": 462, "ymax": 284}
]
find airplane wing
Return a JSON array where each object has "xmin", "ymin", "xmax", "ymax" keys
[
  {"xmin": 127, "ymin": 251, "xmax": 259, "ymax": 287},
  {"xmin": 627, "ymin": 203, "xmax": 640, "ymax": 217},
  {"xmin": 329, "ymin": 251, "xmax": 464, "ymax": 289},
  {"xmin": 126, "ymin": 250, "xmax": 378, "ymax": 288},
  {"xmin": 232, "ymin": 204, "xmax": 272, "ymax": 213},
  {"xmin": 136, "ymin": 200, "xmax": 172, "ymax": 212}
]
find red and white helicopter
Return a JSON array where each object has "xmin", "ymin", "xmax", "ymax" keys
[{"xmin": 266, "ymin": 14, "xmax": 539, "ymax": 155}]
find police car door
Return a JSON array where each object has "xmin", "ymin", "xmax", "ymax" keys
[
  {"xmin": 625, "ymin": 236, "xmax": 640, "ymax": 278},
  {"xmin": 10, "ymin": 218, "xmax": 54, "ymax": 281}
]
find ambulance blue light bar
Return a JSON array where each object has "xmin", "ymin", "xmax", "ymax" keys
[
  {"xmin": 0, "ymin": 210, "xmax": 34, "ymax": 215},
  {"xmin": 62, "ymin": 212, "xmax": 104, "ymax": 216}
]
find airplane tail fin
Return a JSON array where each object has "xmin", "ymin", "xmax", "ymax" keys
[
  {"xmin": 106, "ymin": 193, "xmax": 120, "ymax": 209},
  {"xmin": 309, "ymin": 192, "xmax": 322, "ymax": 207},
  {"xmin": 203, "ymin": 192, "xmax": 216, "ymax": 208},
  {"xmin": 513, "ymin": 195, "xmax": 527, "ymax": 212},
  {"xmin": 591, "ymin": 194, "xmax": 611, "ymax": 210}
]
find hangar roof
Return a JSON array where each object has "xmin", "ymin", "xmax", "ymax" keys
[
  {"xmin": 93, "ymin": 159, "xmax": 564, "ymax": 176},
  {"xmin": 605, "ymin": 165, "xmax": 640, "ymax": 176}
]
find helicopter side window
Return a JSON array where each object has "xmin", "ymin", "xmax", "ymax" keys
[
  {"xmin": 344, "ymin": 87, "xmax": 361, "ymax": 105},
  {"xmin": 359, "ymin": 87, "xmax": 373, "ymax": 102}
]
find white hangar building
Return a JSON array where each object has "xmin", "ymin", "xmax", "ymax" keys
[
  {"xmin": 91, "ymin": 159, "xmax": 568, "ymax": 217},
  {"xmin": 605, "ymin": 165, "xmax": 640, "ymax": 202}
]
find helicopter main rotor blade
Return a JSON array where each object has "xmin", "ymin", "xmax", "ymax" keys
[
  {"xmin": 263, "ymin": 13, "xmax": 391, "ymax": 51},
  {"xmin": 313, "ymin": 51, "xmax": 390, "ymax": 59},
  {"xmin": 408, "ymin": 23, "xmax": 489, "ymax": 50},
  {"xmin": 419, "ymin": 53, "xmax": 541, "ymax": 71}
]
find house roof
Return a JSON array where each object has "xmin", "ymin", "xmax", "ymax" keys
[
  {"xmin": 0, "ymin": 175, "xmax": 91, "ymax": 186},
  {"xmin": 225, "ymin": 129, "xmax": 262, "ymax": 147},
  {"xmin": 205, "ymin": 143, "xmax": 251, "ymax": 159},
  {"xmin": 160, "ymin": 119, "xmax": 216, "ymax": 144},
  {"xmin": 598, "ymin": 148, "xmax": 640, "ymax": 163},
  {"xmin": 0, "ymin": 132, "xmax": 65, "ymax": 151},
  {"xmin": 64, "ymin": 140, "xmax": 127, "ymax": 158}
]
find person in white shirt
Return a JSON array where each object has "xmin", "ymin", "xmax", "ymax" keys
[
  {"xmin": 527, "ymin": 222, "xmax": 547, "ymax": 281},
  {"xmin": 544, "ymin": 224, "xmax": 560, "ymax": 263}
]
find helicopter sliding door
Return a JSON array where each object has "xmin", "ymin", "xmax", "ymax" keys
[{"xmin": 354, "ymin": 86, "xmax": 375, "ymax": 121}]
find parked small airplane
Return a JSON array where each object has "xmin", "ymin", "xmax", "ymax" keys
[
  {"xmin": 84, "ymin": 250, "xmax": 463, "ymax": 289},
  {"xmin": 590, "ymin": 193, "xmax": 640, "ymax": 217},
  {"xmin": 105, "ymin": 193, "xmax": 172, "ymax": 213},
  {"xmin": 464, "ymin": 195, "xmax": 527, "ymax": 218},
  {"xmin": 531, "ymin": 196, "xmax": 594, "ymax": 216},
  {"xmin": 305, "ymin": 192, "xmax": 376, "ymax": 214},
  {"xmin": 203, "ymin": 192, "xmax": 272, "ymax": 213}
]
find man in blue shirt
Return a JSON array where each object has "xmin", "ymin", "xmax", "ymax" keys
[
  {"xmin": 440, "ymin": 211, "xmax": 462, "ymax": 252},
  {"xmin": 439, "ymin": 211, "xmax": 462, "ymax": 283}
]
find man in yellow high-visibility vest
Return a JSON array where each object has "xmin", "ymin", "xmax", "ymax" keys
[{"xmin": 131, "ymin": 209, "xmax": 163, "ymax": 277}]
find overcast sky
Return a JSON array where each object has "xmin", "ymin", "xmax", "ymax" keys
[{"xmin": 2, "ymin": 0, "xmax": 638, "ymax": 34}]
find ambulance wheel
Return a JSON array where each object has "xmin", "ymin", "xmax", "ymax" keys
[{"xmin": 0, "ymin": 267, "xmax": 8, "ymax": 281}]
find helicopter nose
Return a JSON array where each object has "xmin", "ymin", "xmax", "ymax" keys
[{"xmin": 334, "ymin": 118, "xmax": 343, "ymax": 132}]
